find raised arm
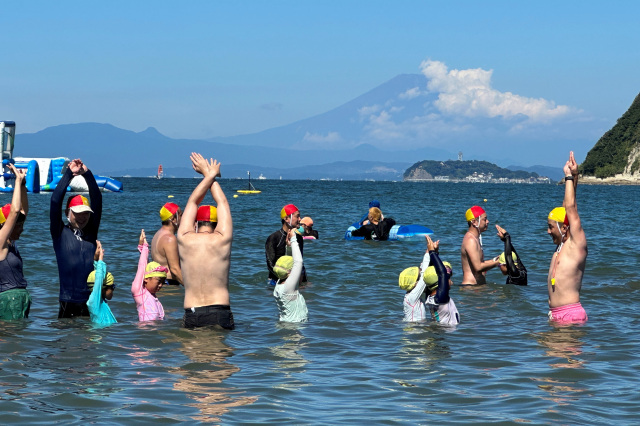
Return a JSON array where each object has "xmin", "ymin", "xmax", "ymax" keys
[
  {"xmin": 405, "ymin": 246, "xmax": 431, "ymax": 305},
  {"xmin": 281, "ymin": 230, "xmax": 303, "ymax": 294},
  {"xmin": 0, "ymin": 165, "xmax": 24, "ymax": 250},
  {"xmin": 50, "ymin": 165, "xmax": 74, "ymax": 238},
  {"xmin": 178, "ymin": 153, "xmax": 216, "ymax": 237},
  {"xmin": 209, "ymin": 161, "xmax": 232, "ymax": 242},
  {"xmin": 430, "ymin": 251, "xmax": 451, "ymax": 304},
  {"xmin": 563, "ymin": 151, "xmax": 586, "ymax": 248},
  {"xmin": 83, "ymin": 167, "xmax": 103, "ymax": 239},
  {"xmin": 131, "ymin": 230, "xmax": 149, "ymax": 300}
]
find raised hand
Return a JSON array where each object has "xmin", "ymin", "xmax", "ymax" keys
[
  {"xmin": 426, "ymin": 234, "xmax": 440, "ymax": 252},
  {"xmin": 69, "ymin": 159, "xmax": 87, "ymax": 176},
  {"xmin": 495, "ymin": 224, "xmax": 507, "ymax": 241},
  {"xmin": 190, "ymin": 153, "xmax": 211, "ymax": 176},
  {"xmin": 210, "ymin": 159, "xmax": 221, "ymax": 178},
  {"xmin": 286, "ymin": 228, "xmax": 295, "ymax": 245},
  {"xmin": 94, "ymin": 240, "xmax": 104, "ymax": 261},
  {"xmin": 8, "ymin": 164, "xmax": 25, "ymax": 184},
  {"xmin": 139, "ymin": 229, "xmax": 147, "ymax": 246},
  {"xmin": 568, "ymin": 151, "xmax": 579, "ymax": 176}
]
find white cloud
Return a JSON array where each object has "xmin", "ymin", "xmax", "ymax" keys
[
  {"xmin": 302, "ymin": 131, "xmax": 341, "ymax": 144},
  {"xmin": 399, "ymin": 87, "xmax": 422, "ymax": 100},
  {"xmin": 358, "ymin": 104, "xmax": 381, "ymax": 117},
  {"xmin": 420, "ymin": 59, "xmax": 573, "ymax": 121}
]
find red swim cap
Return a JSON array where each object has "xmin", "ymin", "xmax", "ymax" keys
[
  {"xmin": 159, "ymin": 202, "xmax": 179, "ymax": 222},
  {"xmin": 196, "ymin": 205, "xmax": 218, "ymax": 222},
  {"xmin": 0, "ymin": 203, "xmax": 10, "ymax": 225},
  {"xmin": 280, "ymin": 204, "xmax": 299, "ymax": 219},
  {"xmin": 67, "ymin": 195, "xmax": 93, "ymax": 214},
  {"xmin": 465, "ymin": 206, "xmax": 486, "ymax": 222}
]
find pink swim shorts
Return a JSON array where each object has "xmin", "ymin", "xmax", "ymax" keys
[{"xmin": 548, "ymin": 302, "xmax": 588, "ymax": 324}]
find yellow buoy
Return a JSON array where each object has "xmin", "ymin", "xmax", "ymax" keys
[
  {"xmin": 484, "ymin": 199, "xmax": 487, "ymax": 202},
  {"xmin": 233, "ymin": 194, "xmax": 238, "ymax": 198},
  {"xmin": 168, "ymin": 195, "xmax": 174, "ymax": 198}
]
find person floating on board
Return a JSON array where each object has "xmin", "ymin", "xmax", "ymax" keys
[
  {"xmin": 460, "ymin": 205, "xmax": 499, "ymax": 285},
  {"xmin": 51, "ymin": 159, "xmax": 102, "ymax": 318},
  {"xmin": 151, "ymin": 202, "xmax": 183, "ymax": 285},
  {"xmin": 86, "ymin": 240, "xmax": 117, "ymax": 325},
  {"xmin": 546, "ymin": 151, "xmax": 588, "ymax": 325},
  {"xmin": 495, "ymin": 225, "xmax": 528, "ymax": 285},
  {"xmin": 298, "ymin": 216, "xmax": 319, "ymax": 240},
  {"xmin": 0, "ymin": 164, "xmax": 31, "ymax": 320},
  {"xmin": 132, "ymin": 229, "xmax": 168, "ymax": 321},
  {"xmin": 266, "ymin": 203, "xmax": 308, "ymax": 286},
  {"xmin": 177, "ymin": 153, "xmax": 234, "ymax": 330},
  {"xmin": 273, "ymin": 228, "xmax": 308, "ymax": 322},
  {"xmin": 351, "ymin": 207, "xmax": 396, "ymax": 241},
  {"xmin": 400, "ymin": 235, "xmax": 459, "ymax": 324}
]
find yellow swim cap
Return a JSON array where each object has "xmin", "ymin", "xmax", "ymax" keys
[
  {"xmin": 87, "ymin": 270, "xmax": 115, "ymax": 289},
  {"xmin": 548, "ymin": 207, "xmax": 569, "ymax": 225},
  {"xmin": 398, "ymin": 266, "xmax": 420, "ymax": 291},
  {"xmin": 274, "ymin": 256, "xmax": 294, "ymax": 280},
  {"xmin": 145, "ymin": 262, "xmax": 168, "ymax": 279},
  {"xmin": 423, "ymin": 261, "xmax": 452, "ymax": 291},
  {"xmin": 498, "ymin": 252, "xmax": 518, "ymax": 265}
]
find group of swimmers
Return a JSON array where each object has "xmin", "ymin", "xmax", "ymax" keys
[{"xmin": 0, "ymin": 150, "xmax": 587, "ymax": 327}]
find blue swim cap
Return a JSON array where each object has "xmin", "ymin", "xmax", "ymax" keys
[{"xmin": 369, "ymin": 200, "xmax": 380, "ymax": 208}]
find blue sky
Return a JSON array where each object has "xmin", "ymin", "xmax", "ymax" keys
[{"xmin": 3, "ymin": 1, "xmax": 640, "ymax": 162}]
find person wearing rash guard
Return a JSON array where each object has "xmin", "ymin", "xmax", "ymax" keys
[
  {"xmin": 0, "ymin": 165, "xmax": 31, "ymax": 320},
  {"xmin": 460, "ymin": 205, "xmax": 499, "ymax": 285},
  {"xmin": 86, "ymin": 240, "xmax": 117, "ymax": 325},
  {"xmin": 273, "ymin": 228, "xmax": 308, "ymax": 322},
  {"xmin": 50, "ymin": 159, "xmax": 102, "ymax": 318},
  {"xmin": 423, "ymin": 236, "xmax": 459, "ymax": 325},
  {"xmin": 131, "ymin": 229, "xmax": 168, "ymax": 321},
  {"xmin": 265, "ymin": 203, "xmax": 307, "ymax": 286},
  {"xmin": 495, "ymin": 225, "xmax": 528, "ymax": 285},
  {"xmin": 546, "ymin": 151, "xmax": 588, "ymax": 325},
  {"xmin": 400, "ymin": 235, "xmax": 458, "ymax": 324},
  {"xmin": 351, "ymin": 207, "xmax": 396, "ymax": 241}
]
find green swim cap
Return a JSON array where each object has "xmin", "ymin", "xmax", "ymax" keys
[
  {"xmin": 274, "ymin": 256, "xmax": 294, "ymax": 280},
  {"xmin": 424, "ymin": 261, "xmax": 452, "ymax": 291},
  {"xmin": 87, "ymin": 270, "xmax": 115, "ymax": 289},
  {"xmin": 499, "ymin": 252, "xmax": 518, "ymax": 265}
]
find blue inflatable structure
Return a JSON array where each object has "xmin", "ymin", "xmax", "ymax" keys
[{"xmin": 0, "ymin": 121, "xmax": 123, "ymax": 193}]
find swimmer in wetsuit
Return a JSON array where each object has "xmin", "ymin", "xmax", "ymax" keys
[
  {"xmin": 351, "ymin": 207, "xmax": 396, "ymax": 241},
  {"xmin": 50, "ymin": 159, "xmax": 102, "ymax": 318},
  {"xmin": 265, "ymin": 204, "xmax": 307, "ymax": 286},
  {"xmin": 546, "ymin": 151, "xmax": 588, "ymax": 324},
  {"xmin": 460, "ymin": 206, "xmax": 500, "ymax": 285},
  {"xmin": 496, "ymin": 225, "xmax": 528, "ymax": 285},
  {"xmin": 273, "ymin": 228, "xmax": 308, "ymax": 322},
  {"xmin": 151, "ymin": 202, "xmax": 183, "ymax": 286}
]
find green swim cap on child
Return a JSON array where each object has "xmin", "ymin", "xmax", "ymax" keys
[
  {"xmin": 498, "ymin": 252, "xmax": 518, "ymax": 265},
  {"xmin": 87, "ymin": 270, "xmax": 115, "ymax": 289},
  {"xmin": 424, "ymin": 261, "xmax": 452, "ymax": 292},
  {"xmin": 399, "ymin": 267, "xmax": 420, "ymax": 291},
  {"xmin": 274, "ymin": 256, "xmax": 294, "ymax": 280}
]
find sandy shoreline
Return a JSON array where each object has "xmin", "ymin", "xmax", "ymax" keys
[{"xmin": 577, "ymin": 176, "xmax": 640, "ymax": 185}]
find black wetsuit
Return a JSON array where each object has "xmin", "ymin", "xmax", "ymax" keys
[
  {"xmin": 50, "ymin": 168, "xmax": 102, "ymax": 318},
  {"xmin": 502, "ymin": 233, "xmax": 527, "ymax": 286},
  {"xmin": 265, "ymin": 228, "xmax": 307, "ymax": 282},
  {"xmin": 351, "ymin": 218, "xmax": 396, "ymax": 241}
]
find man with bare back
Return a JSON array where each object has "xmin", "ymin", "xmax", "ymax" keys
[
  {"xmin": 177, "ymin": 152, "xmax": 234, "ymax": 330},
  {"xmin": 151, "ymin": 202, "xmax": 183, "ymax": 285},
  {"xmin": 460, "ymin": 205, "xmax": 500, "ymax": 285},
  {"xmin": 546, "ymin": 151, "xmax": 587, "ymax": 324}
]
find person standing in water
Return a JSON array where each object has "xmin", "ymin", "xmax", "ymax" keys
[
  {"xmin": 0, "ymin": 165, "xmax": 30, "ymax": 320},
  {"xmin": 151, "ymin": 202, "xmax": 183, "ymax": 285},
  {"xmin": 546, "ymin": 151, "xmax": 588, "ymax": 324},
  {"xmin": 177, "ymin": 153, "xmax": 234, "ymax": 330},
  {"xmin": 460, "ymin": 206, "xmax": 499, "ymax": 285},
  {"xmin": 50, "ymin": 159, "xmax": 102, "ymax": 318},
  {"xmin": 265, "ymin": 203, "xmax": 307, "ymax": 286}
]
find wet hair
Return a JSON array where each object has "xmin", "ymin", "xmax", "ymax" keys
[
  {"xmin": 197, "ymin": 221, "xmax": 217, "ymax": 230},
  {"xmin": 368, "ymin": 207, "xmax": 382, "ymax": 222}
]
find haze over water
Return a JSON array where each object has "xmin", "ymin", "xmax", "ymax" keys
[{"xmin": 1, "ymin": 177, "xmax": 639, "ymax": 423}]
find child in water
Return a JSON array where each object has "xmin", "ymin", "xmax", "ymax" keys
[
  {"xmin": 273, "ymin": 228, "xmax": 308, "ymax": 322},
  {"xmin": 86, "ymin": 240, "xmax": 117, "ymax": 325},
  {"xmin": 400, "ymin": 235, "xmax": 459, "ymax": 324},
  {"xmin": 131, "ymin": 229, "xmax": 168, "ymax": 321}
]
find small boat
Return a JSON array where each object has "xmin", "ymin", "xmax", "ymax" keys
[
  {"xmin": 157, "ymin": 164, "xmax": 163, "ymax": 179},
  {"xmin": 258, "ymin": 173, "xmax": 267, "ymax": 180},
  {"xmin": 237, "ymin": 171, "xmax": 261, "ymax": 194}
]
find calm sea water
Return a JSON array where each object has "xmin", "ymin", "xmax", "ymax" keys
[{"xmin": 1, "ymin": 177, "xmax": 639, "ymax": 424}]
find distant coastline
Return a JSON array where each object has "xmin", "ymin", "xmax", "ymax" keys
[{"xmin": 579, "ymin": 175, "xmax": 640, "ymax": 185}]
